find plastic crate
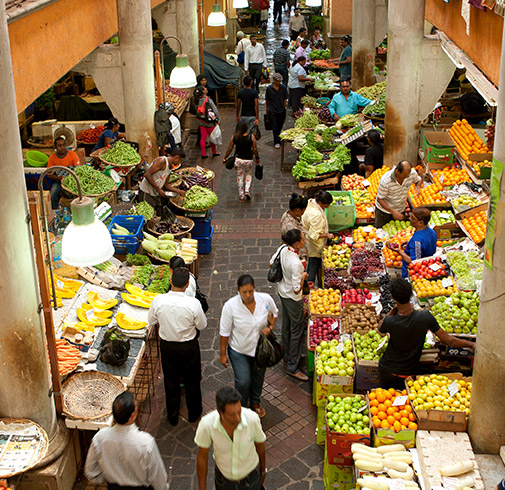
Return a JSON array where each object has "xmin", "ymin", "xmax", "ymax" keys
[
  {"xmin": 108, "ymin": 215, "xmax": 145, "ymax": 254},
  {"xmin": 197, "ymin": 226, "xmax": 213, "ymax": 255},
  {"xmin": 192, "ymin": 210, "xmax": 213, "ymax": 238},
  {"xmin": 325, "ymin": 191, "xmax": 356, "ymax": 232}
]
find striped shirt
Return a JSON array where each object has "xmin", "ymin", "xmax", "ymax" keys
[
  {"xmin": 84, "ymin": 423, "xmax": 169, "ymax": 490},
  {"xmin": 273, "ymin": 47, "xmax": 291, "ymax": 67},
  {"xmin": 375, "ymin": 168, "xmax": 421, "ymax": 214}
]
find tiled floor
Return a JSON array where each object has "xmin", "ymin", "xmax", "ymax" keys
[{"xmin": 75, "ymin": 5, "xmax": 325, "ymax": 490}]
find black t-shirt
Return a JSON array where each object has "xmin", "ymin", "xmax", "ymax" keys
[
  {"xmin": 364, "ymin": 143, "xmax": 384, "ymax": 170},
  {"xmin": 234, "ymin": 134, "xmax": 254, "ymax": 160},
  {"xmin": 238, "ymin": 88, "xmax": 259, "ymax": 117},
  {"xmin": 265, "ymin": 84, "xmax": 288, "ymax": 114},
  {"xmin": 379, "ymin": 309, "xmax": 440, "ymax": 375}
]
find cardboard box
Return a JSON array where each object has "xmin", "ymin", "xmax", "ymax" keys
[
  {"xmin": 455, "ymin": 202, "xmax": 488, "ymax": 246},
  {"xmin": 317, "ymin": 404, "xmax": 326, "ymax": 446},
  {"xmin": 351, "ymin": 333, "xmax": 382, "ymax": 392},
  {"xmin": 405, "ymin": 373, "xmax": 470, "ymax": 431},
  {"xmin": 323, "ymin": 446, "xmax": 355, "ymax": 489},
  {"xmin": 422, "ymin": 131, "xmax": 455, "ymax": 165},
  {"xmin": 314, "ymin": 370, "xmax": 354, "ymax": 407},
  {"xmin": 433, "ymin": 222, "xmax": 464, "ymax": 240}
]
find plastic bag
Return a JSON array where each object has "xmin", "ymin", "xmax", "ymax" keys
[
  {"xmin": 209, "ymin": 124, "xmax": 222, "ymax": 146},
  {"xmin": 100, "ymin": 327, "xmax": 131, "ymax": 365},
  {"xmin": 254, "ymin": 332, "xmax": 284, "ymax": 369}
]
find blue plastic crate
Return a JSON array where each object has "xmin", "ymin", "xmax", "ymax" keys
[
  {"xmin": 197, "ymin": 226, "xmax": 213, "ymax": 255},
  {"xmin": 192, "ymin": 210, "xmax": 213, "ymax": 238},
  {"xmin": 108, "ymin": 215, "xmax": 145, "ymax": 255}
]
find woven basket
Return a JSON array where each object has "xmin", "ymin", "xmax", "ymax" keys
[
  {"xmin": 61, "ymin": 183, "xmax": 118, "ymax": 206},
  {"xmin": 170, "ymin": 195, "xmax": 214, "ymax": 213},
  {"xmin": 62, "ymin": 371, "xmax": 126, "ymax": 420},
  {"xmin": 175, "ymin": 166, "xmax": 215, "ymax": 182},
  {"xmin": 0, "ymin": 418, "xmax": 49, "ymax": 478},
  {"xmin": 96, "ymin": 147, "xmax": 141, "ymax": 176},
  {"xmin": 146, "ymin": 216, "xmax": 194, "ymax": 238}
]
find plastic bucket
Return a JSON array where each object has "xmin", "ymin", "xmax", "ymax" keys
[{"xmin": 26, "ymin": 150, "xmax": 49, "ymax": 167}]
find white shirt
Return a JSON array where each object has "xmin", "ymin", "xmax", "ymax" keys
[
  {"xmin": 289, "ymin": 14, "xmax": 307, "ymax": 33},
  {"xmin": 270, "ymin": 245, "xmax": 304, "ymax": 301},
  {"xmin": 220, "ymin": 292, "xmax": 278, "ymax": 357},
  {"xmin": 235, "ymin": 37, "xmax": 251, "ymax": 55},
  {"xmin": 288, "ymin": 63, "xmax": 306, "ymax": 89},
  {"xmin": 185, "ymin": 273, "xmax": 197, "ymax": 298},
  {"xmin": 149, "ymin": 290, "xmax": 207, "ymax": 342},
  {"xmin": 244, "ymin": 43, "xmax": 266, "ymax": 71},
  {"xmin": 375, "ymin": 168, "xmax": 421, "ymax": 214},
  {"xmin": 84, "ymin": 423, "xmax": 169, "ymax": 490},
  {"xmin": 194, "ymin": 408, "xmax": 266, "ymax": 481},
  {"xmin": 169, "ymin": 115, "xmax": 181, "ymax": 145}
]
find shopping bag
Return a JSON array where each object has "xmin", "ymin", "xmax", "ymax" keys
[
  {"xmin": 209, "ymin": 124, "xmax": 222, "ymax": 146},
  {"xmin": 255, "ymin": 163, "xmax": 264, "ymax": 180},
  {"xmin": 264, "ymin": 113, "xmax": 272, "ymax": 131},
  {"xmin": 255, "ymin": 332, "xmax": 285, "ymax": 369},
  {"xmin": 251, "ymin": 124, "xmax": 261, "ymax": 140}
]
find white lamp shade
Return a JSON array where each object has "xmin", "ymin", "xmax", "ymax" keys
[
  {"xmin": 61, "ymin": 218, "xmax": 114, "ymax": 267},
  {"xmin": 171, "ymin": 66, "xmax": 197, "ymax": 88},
  {"xmin": 208, "ymin": 4, "xmax": 226, "ymax": 26},
  {"xmin": 233, "ymin": 0, "xmax": 249, "ymax": 8},
  {"xmin": 306, "ymin": 0, "xmax": 322, "ymax": 5}
]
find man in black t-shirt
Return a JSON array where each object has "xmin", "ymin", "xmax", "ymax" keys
[
  {"xmin": 237, "ymin": 76, "xmax": 259, "ymax": 132},
  {"xmin": 265, "ymin": 73, "xmax": 288, "ymax": 148},
  {"xmin": 359, "ymin": 129, "xmax": 384, "ymax": 176},
  {"xmin": 378, "ymin": 279, "xmax": 475, "ymax": 390}
]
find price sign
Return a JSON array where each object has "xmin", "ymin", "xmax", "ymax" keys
[
  {"xmin": 441, "ymin": 277, "xmax": 453, "ymax": 288},
  {"xmin": 86, "ymin": 308, "xmax": 94, "ymax": 321},
  {"xmin": 90, "ymin": 123, "xmax": 95, "ymax": 129},
  {"xmin": 362, "ymin": 179, "xmax": 370, "ymax": 187},
  {"xmin": 56, "ymin": 279, "xmax": 64, "ymax": 289},
  {"xmin": 331, "ymin": 321, "xmax": 339, "ymax": 332},
  {"xmin": 439, "ymin": 213, "xmax": 450, "ymax": 219},
  {"xmin": 429, "ymin": 263, "xmax": 442, "ymax": 272},
  {"xmin": 448, "ymin": 380, "xmax": 459, "ymax": 397},
  {"xmin": 439, "ymin": 173, "xmax": 445, "ymax": 184},
  {"xmin": 375, "ymin": 302, "xmax": 383, "ymax": 315},
  {"xmin": 376, "ymin": 336, "xmax": 388, "ymax": 352},
  {"xmin": 442, "ymin": 477, "xmax": 458, "ymax": 490},
  {"xmin": 357, "ymin": 404, "xmax": 367, "ymax": 413},
  {"xmin": 336, "ymin": 342, "xmax": 344, "ymax": 352},
  {"xmin": 366, "ymin": 207, "xmax": 374, "ymax": 213},
  {"xmin": 363, "ymin": 226, "xmax": 373, "ymax": 233},
  {"xmin": 389, "ymin": 479, "xmax": 406, "ymax": 490},
  {"xmin": 337, "ymin": 249, "xmax": 346, "ymax": 255},
  {"xmin": 345, "ymin": 237, "xmax": 353, "ymax": 245},
  {"xmin": 392, "ymin": 395, "xmax": 408, "ymax": 407}
]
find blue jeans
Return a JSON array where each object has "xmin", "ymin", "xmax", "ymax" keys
[
  {"xmin": 50, "ymin": 181, "xmax": 62, "ymax": 210},
  {"xmin": 215, "ymin": 465, "xmax": 260, "ymax": 490},
  {"xmin": 228, "ymin": 346, "xmax": 265, "ymax": 407},
  {"xmin": 307, "ymin": 256, "xmax": 322, "ymax": 286}
]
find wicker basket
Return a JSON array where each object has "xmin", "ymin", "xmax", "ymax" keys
[
  {"xmin": 96, "ymin": 147, "xmax": 141, "ymax": 177},
  {"xmin": 62, "ymin": 371, "xmax": 126, "ymax": 420},
  {"xmin": 61, "ymin": 183, "xmax": 118, "ymax": 206},
  {"xmin": 0, "ymin": 418, "xmax": 49, "ymax": 478},
  {"xmin": 175, "ymin": 166, "xmax": 215, "ymax": 181},
  {"xmin": 170, "ymin": 195, "xmax": 214, "ymax": 213},
  {"xmin": 146, "ymin": 216, "xmax": 194, "ymax": 238}
]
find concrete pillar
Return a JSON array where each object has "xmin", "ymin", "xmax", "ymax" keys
[
  {"xmin": 177, "ymin": 0, "xmax": 200, "ymax": 72},
  {"xmin": 383, "ymin": 0, "xmax": 425, "ymax": 167},
  {"xmin": 117, "ymin": 0, "xmax": 157, "ymax": 163},
  {"xmin": 0, "ymin": 4, "xmax": 57, "ymax": 437},
  {"xmin": 352, "ymin": 0, "xmax": 376, "ymax": 89},
  {"xmin": 467, "ymin": 24, "xmax": 505, "ymax": 454}
]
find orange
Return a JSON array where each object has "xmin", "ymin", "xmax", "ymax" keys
[
  {"xmin": 387, "ymin": 415, "xmax": 395, "ymax": 426},
  {"xmin": 408, "ymin": 422, "xmax": 418, "ymax": 431},
  {"xmin": 370, "ymin": 398, "xmax": 379, "ymax": 407},
  {"xmin": 400, "ymin": 417, "xmax": 410, "ymax": 426},
  {"xmin": 386, "ymin": 407, "xmax": 395, "ymax": 416},
  {"xmin": 405, "ymin": 405, "xmax": 413, "ymax": 413},
  {"xmin": 373, "ymin": 418, "xmax": 381, "ymax": 429},
  {"xmin": 376, "ymin": 392, "xmax": 386, "ymax": 403},
  {"xmin": 381, "ymin": 419, "xmax": 390, "ymax": 429},
  {"xmin": 370, "ymin": 406, "xmax": 378, "ymax": 416},
  {"xmin": 384, "ymin": 399, "xmax": 392, "ymax": 408},
  {"xmin": 399, "ymin": 410, "xmax": 408, "ymax": 419},
  {"xmin": 393, "ymin": 421, "xmax": 402, "ymax": 432},
  {"xmin": 388, "ymin": 388, "xmax": 396, "ymax": 397},
  {"xmin": 378, "ymin": 411, "xmax": 387, "ymax": 420},
  {"xmin": 369, "ymin": 392, "xmax": 377, "ymax": 401},
  {"xmin": 408, "ymin": 413, "xmax": 416, "ymax": 422},
  {"xmin": 393, "ymin": 412, "xmax": 401, "ymax": 420},
  {"xmin": 377, "ymin": 403, "xmax": 387, "ymax": 413}
]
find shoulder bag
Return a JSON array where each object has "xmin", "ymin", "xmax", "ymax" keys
[
  {"xmin": 254, "ymin": 331, "xmax": 284, "ymax": 369},
  {"xmin": 225, "ymin": 153, "xmax": 236, "ymax": 170},
  {"xmin": 267, "ymin": 245, "xmax": 286, "ymax": 283},
  {"xmin": 255, "ymin": 163, "xmax": 264, "ymax": 180}
]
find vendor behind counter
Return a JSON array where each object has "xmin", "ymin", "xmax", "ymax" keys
[{"xmin": 92, "ymin": 117, "xmax": 126, "ymax": 152}]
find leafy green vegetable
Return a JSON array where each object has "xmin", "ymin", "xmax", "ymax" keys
[
  {"xmin": 280, "ymin": 128, "xmax": 308, "ymax": 141},
  {"xmin": 309, "ymin": 49, "xmax": 330, "ymax": 60},
  {"xmin": 126, "ymin": 254, "xmax": 152, "ymax": 266},
  {"xmin": 183, "ymin": 185, "xmax": 218, "ymax": 210}
]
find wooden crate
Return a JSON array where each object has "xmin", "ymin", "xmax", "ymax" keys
[{"xmin": 416, "ymin": 430, "xmax": 484, "ymax": 490}]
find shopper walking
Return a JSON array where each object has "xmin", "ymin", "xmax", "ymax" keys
[
  {"xmin": 237, "ymin": 75, "xmax": 259, "ymax": 131},
  {"xmin": 235, "ymin": 31, "xmax": 251, "ymax": 66},
  {"xmin": 223, "ymin": 120, "xmax": 260, "ymax": 202},
  {"xmin": 273, "ymin": 39, "xmax": 291, "ymax": 87},
  {"xmin": 195, "ymin": 386, "xmax": 267, "ymax": 490},
  {"xmin": 194, "ymin": 86, "xmax": 221, "ymax": 159},
  {"xmin": 85, "ymin": 391, "xmax": 169, "ymax": 490},
  {"xmin": 219, "ymin": 275, "xmax": 278, "ymax": 418},
  {"xmin": 280, "ymin": 193, "xmax": 308, "ymax": 260},
  {"xmin": 244, "ymin": 35, "xmax": 266, "ymax": 92},
  {"xmin": 288, "ymin": 8, "xmax": 307, "ymax": 41},
  {"xmin": 265, "ymin": 73, "xmax": 288, "ymax": 148},
  {"xmin": 301, "ymin": 190, "xmax": 335, "ymax": 286},
  {"xmin": 288, "ymin": 57, "xmax": 313, "ymax": 113},
  {"xmin": 148, "ymin": 268, "xmax": 207, "ymax": 426},
  {"xmin": 273, "ymin": 0, "xmax": 284, "ymax": 23},
  {"xmin": 271, "ymin": 229, "xmax": 309, "ymax": 381}
]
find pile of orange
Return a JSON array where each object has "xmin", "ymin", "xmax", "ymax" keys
[
  {"xmin": 369, "ymin": 388, "xmax": 418, "ymax": 432},
  {"xmin": 383, "ymin": 228, "xmax": 415, "ymax": 267},
  {"xmin": 409, "ymin": 181, "xmax": 447, "ymax": 206},
  {"xmin": 468, "ymin": 159, "xmax": 492, "ymax": 178},
  {"xmin": 353, "ymin": 226, "xmax": 379, "ymax": 243},
  {"xmin": 412, "ymin": 278, "xmax": 458, "ymax": 298},
  {"xmin": 461, "ymin": 210, "xmax": 487, "ymax": 244},
  {"xmin": 355, "ymin": 202, "xmax": 375, "ymax": 219},
  {"xmin": 431, "ymin": 167, "xmax": 471, "ymax": 187},
  {"xmin": 449, "ymin": 119, "xmax": 489, "ymax": 160},
  {"xmin": 367, "ymin": 166, "xmax": 389, "ymax": 201}
]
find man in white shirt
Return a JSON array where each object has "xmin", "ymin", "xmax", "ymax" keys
[
  {"xmin": 195, "ymin": 386, "xmax": 266, "ymax": 490},
  {"xmin": 244, "ymin": 34, "xmax": 266, "ymax": 92},
  {"xmin": 374, "ymin": 160, "xmax": 422, "ymax": 228},
  {"xmin": 149, "ymin": 268, "xmax": 207, "ymax": 426},
  {"xmin": 85, "ymin": 391, "xmax": 169, "ymax": 490}
]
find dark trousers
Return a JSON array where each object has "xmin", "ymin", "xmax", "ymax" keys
[
  {"xmin": 215, "ymin": 465, "xmax": 261, "ymax": 490},
  {"xmin": 307, "ymin": 256, "xmax": 322, "ymax": 286},
  {"xmin": 270, "ymin": 111, "xmax": 286, "ymax": 145},
  {"xmin": 108, "ymin": 485, "xmax": 153, "ymax": 490},
  {"xmin": 280, "ymin": 296, "xmax": 305, "ymax": 374},
  {"xmin": 289, "ymin": 87, "xmax": 305, "ymax": 113},
  {"xmin": 290, "ymin": 29, "xmax": 299, "ymax": 41},
  {"xmin": 160, "ymin": 337, "xmax": 202, "ymax": 424},
  {"xmin": 273, "ymin": 1, "xmax": 283, "ymax": 22},
  {"xmin": 274, "ymin": 65, "xmax": 289, "ymax": 87},
  {"xmin": 248, "ymin": 63, "xmax": 263, "ymax": 92},
  {"xmin": 379, "ymin": 367, "xmax": 411, "ymax": 391},
  {"xmin": 374, "ymin": 207, "xmax": 393, "ymax": 228}
]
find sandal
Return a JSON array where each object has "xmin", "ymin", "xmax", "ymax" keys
[
  {"xmin": 287, "ymin": 371, "xmax": 309, "ymax": 382},
  {"xmin": 251, "ymin": 404, "xmax": 266, "ymax": 418}
]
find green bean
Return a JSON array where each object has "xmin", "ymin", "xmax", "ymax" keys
[{"xmin": 62, "ymin": 165, "xmax": 116, "ymax": 195}]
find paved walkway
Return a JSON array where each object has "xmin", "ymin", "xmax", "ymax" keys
[{"xmin": 77, "ymin": 5, "xmax": 324, "ymax": 490}]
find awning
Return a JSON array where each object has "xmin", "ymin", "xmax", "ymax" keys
[{"xmin": 436, "ymin": 30, "xmax": 499, "ymax": 107}]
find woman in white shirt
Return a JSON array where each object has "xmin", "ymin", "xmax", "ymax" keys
[
  {"xmin": 271, "ymin": 229, "xmax": 309, "ymax": 381},
  {"xmin": 219, "ymin": 275, "xmax": 278, "ymax": 418},
  {"xmin": 288, "ymin": 57, "xmax": 313, "ymax": 112},
  {"xmin": 169, "ymin": 256, "xmax": 196, "ymax": 297}
]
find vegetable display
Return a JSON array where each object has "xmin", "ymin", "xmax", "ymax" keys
[
  {"xmin": 155, "ymin": 220, "xmax": 192, "ymax": 235},
  {"xmin": 147, "ymin": 265, "xmax": 171, "ymax": 294},
  {"xmin": 305, "ymin": 129, "xmax": 337, "ymax": 150},
  {"xmin": 128, "ymin": 201, "xmax": 155, "ymax": 221},
  {"xmin": 356, "ymin": 81, "xmax": 386, "ymax": 99},
  {"xmin": 318, "ymin": 106, "xmax": 333, "ymax": 123},
  {"xmin": 292, "ymin": 146, "xmax": 323, "ymax": 180},
  {"xmin": 55, "ymin": 338, "xmax": 82, "ymax": 375},
  {"xmin": 338, "ymin": 113, "xmax": 359, "ymax": 128},
  {"xmin": 363, "ymin": 92, "xmax": 386, "ymax": 116},
  {"xmin": 126, "ymin": 253, "xmax": 151, "ymax": 266},
  {"xmin": 280, "ymin": 128, "xmax": 308, "ymax": 141},
  {"xmin": 101, "ymin": 141, "xmax": 141, "ymax": 166},
  {"xmin": 77, "ymin": 126, "xmax": 105, "ymax": 144},
  {"xmin": 63, "ymin": 165, "xmax": 116, "ymax": 195},
  {"xmin": 300, "ymin": 95, "xmax": 321, "ymax": 108},
  {"xmin": 183, "ymin": 185, "xmax": 218, "ymax": 210},
  {"xmin": 295, "ymin": 111, "xmax": 320, "ymax": 129},
  {"xmin": 164, "ymin": 86, "xmax": 190, "ymax": 114},
  {"xmin": 308, "ymin": 48, "xmax": 330, "ymax": 60},
  {"xmin": 177, "ymin": 169, "xmax": 213, "ymax": 190}
]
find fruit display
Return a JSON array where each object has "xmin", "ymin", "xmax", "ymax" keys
[
  {"xmin": 407, "ymin": 374, "xmax": 472, "ymax": 416},
  {"xmin": 309, "ymin": 317, "xmax": 339, "ymax": 348},
  {"xmin": 449, "ymin": 119, "xmax": 489, "ymax": 160},
  {"xmin": 351, "ymin": 189, "xmax": 371, "ymax": 204},
  {"xmin": 430, "ymin": 292, "xmax": 479, "ymax": 334},
  {"xmin": 323, "ymin": 244, "xmax": 351, "ymax": 269},
  {"xmin": 77, "ymin": 303, "xmax": 113, "ymax": 326},
  {"xmin": 352, "ymin": 226, "xmax": 378, "ymax": 243},
  {"xmin": 315, "ymin": 339, "xmax": 355, "ymax": 377},
  {"xmin": 382, "ymin": 220, "xmax": 412, "ymax": 238},
  {"xmin": 101, "ymin": 141, "xmax": 141, "ymax": 166},
  {"xmin": 485, "ymin": 119, "xmax": 495, "ymax": 151},
  {"xmin": 121, "ymin": 286, "xmax": 157, "ymax": 308},
  {"xmin": 467, "ymin": 158, "xmax": 492, "ymax": 178},
  {"xmin": 383, "ymin": 228, "xmax": 414, "ymax": 268},
  {"xmin": 446, "ymin": 250, "xmax": 483, "ymax": 290},
  {"xmin": 115, "ymin": 312, "xmax": 147, "ymax": 331},
  {"xmin": 63, "ymin": 165, "xmax": 117, "ymax": 195},
  {"xmin": 309, "ymin": 288, "xmax": 341, "ymax": 316},
  {"xmin": 411, "ymin": 277, "xmax": 458, "ymax": 299},
  {"xmin": 355, "ymin": 203, "xmax": 375, "ymax": 220},
  {"xmin": 450, "ymin": 194, "xmax": 482, "ymax": 212},
  {"xmin": 431, "ymin": 167, "xmax": 471, "ymax": 187},
  {"xmin": 141, "ymin": 231, "xmax": 177, "ymax": 261},
  {"xmin": 353, "ymin": 331, "xmax": 388, "ymax": 361},
  {"xmin": 353, "ymin": 444, "xmax": 416, "ymax": 481},
  {"xmin": 367, "ymin": 166, "xmax": 389, "ymax": 201},
  {"xmin": 460, "ymin": 210, "xmax": 487, "ymax": 243},
  {"xmin": 379, "ymin": 275, "xmax": 396, "ymax": 314},
  {"xmin": 51, "ymin": 274, "xmax": 81, "ymax": 299},
  {"xmin": 77, "ymin": 125, "xmax": 105, "ymax": 144},
  {"xmin": 87, "ymin": 291, "xmax": 118, "ymax": 310},
  {"xmin": 429, "ymin": 210, "xmax": 455, "ymax": 227},
  {"xmin": 408, "ymin": 257, "xmax": 448, "ymax": 281},
  {"xmin": 163, "ymin": 86, "xmax": 190, "ymax": 114},
  {"xmin": 331, "ymin": 193, "xmax": 352, "ymax": 206},
  {"xmin": 341, "ymin": 288, "xmax": 372, "ymax": 307},
  {"xmin": 369, "ymin": 388, "xmax": 417, "ymax": 432},
  {"xmin": 350, "ymin": 248, "xmax": 384, "ymax": 281},
  {"xmin": 356, "ymin": 80, "xmax": 386, "ymax": 99},
  {"xmin": 410, "ymin": 181, "xmax": 447, "ymax": 206},
  {"xmin": 325, "ymin": 395, "xmax": 370, "ymax": 435},
  {"xmin": 342, "ymin": 174, "xmax": 365, "ymax": 190},
  {"xmin": 295, "ymin": 111, "xmax": 320, "ymax": 129},
  {"xmin": 323, "ymin": 271, "xmax": 356, "ymax": 291},
  {"xmin": 340, "ymin": 304, "xmax": 381, "ymax": 334}
]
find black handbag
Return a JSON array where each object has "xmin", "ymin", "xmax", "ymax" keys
[
  {"xmin": 251, "ymin": 124, "xmax": 261, "ymax": 140},
  {"xmin": 264, "ymin": 113, "xmax": 272, "ymax": 131},
  {"xmin": 267, "ymin": 245, "xmax": 286, "ymax": 283},
  {"xmin": 194, "ymin": 282, "xmax": 209, "ymax": 313},
  {"xmin": 225, "ymin": 154, "xmax": 236, "ymax": 170},
  {"xmin": 255, "ymin": 331, "xmax": 284, "ymax": 369},
  {"xmin": 255, "ymin": 164, "xmax": 264, "ymax": 180}
]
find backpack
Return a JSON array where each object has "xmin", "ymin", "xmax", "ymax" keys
[
  {"xmin": 196, "ymin": 97, "xmax": 217, "ymax": 123},
  {"xmin": 100, "ymin": 327, "xmax": 131, "ymax": 366}
]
